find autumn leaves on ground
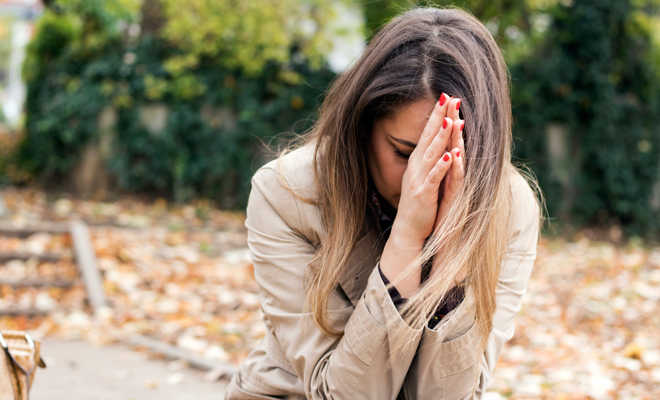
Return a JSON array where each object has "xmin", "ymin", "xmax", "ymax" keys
[{"xmin": 0, "ymin": 188, "xmax": 658, "ymax": 399}]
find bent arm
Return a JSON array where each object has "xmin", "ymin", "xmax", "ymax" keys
[
  {"xmin": 402, "ymin": 174, "xmax": 541, "ymax": 399},
  {"xmin": 474, "ymin": 185, "xmax": 540, "ymax": 398},
  {"xmin": 245, "ymin": 165, "xmax": 424, "ymax": 400}
]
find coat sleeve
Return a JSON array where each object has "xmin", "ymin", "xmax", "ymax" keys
[
  {"xmin": 244, "ymin": 164, "xmax": 424, "ymax": 400},
  {"xmin": 473, "ymin": 179, "xmax": 540, "ymax": 398},
  {"xmin": 405, "ymin": 173, "xmax": 541, "ymax": 400}
]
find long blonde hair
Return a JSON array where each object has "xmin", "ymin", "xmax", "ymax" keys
[{"xmin": 280, "ymin": 6, "xmax": 544, "ymax": 352}]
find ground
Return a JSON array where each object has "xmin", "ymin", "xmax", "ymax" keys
[
  {"xmin": 31, "ymin": 339, "xmax": 228, "ymax": 400},
  {"xmin": 1, "ymin": 188, "xmax": 659, "ymax": 399}
]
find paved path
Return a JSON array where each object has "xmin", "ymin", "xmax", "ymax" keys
[{"xmin": 30, "ymin": 339, "xmax": 228, "ymax": 400}]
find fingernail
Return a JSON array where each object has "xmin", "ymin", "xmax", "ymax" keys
[
  {"xmin": 459, "ymin": 121, "xmax": 465, "ymax": 131},
  {"xmin": 443, "ymin": 153, "xmax": 450, "ymax": 162},
  {"xmin": 439, "ymin": 93, "xmax": 448, "ymax": 106},
  {"xmin": 442, "ymin": 117, "xmax": 448, "ymax": 129},
  {"xmin": 456, "ymin": 99, "xmax": 461, "ymax": 111},
  {"xmin": 456, "ymin": 150, "xmax": 460, "ymax": 158}
]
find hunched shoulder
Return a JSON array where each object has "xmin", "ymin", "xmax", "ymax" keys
[
  {"xmin": 249, "ymin": 144, "xmax": 324, "ymax": 247},
  {"xmin": 506, "ymin": 167, "xmax": 541, "ymax": 253}
]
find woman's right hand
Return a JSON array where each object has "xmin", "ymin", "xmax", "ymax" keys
[{"xmin": 390, "ymin": 94, "xmax": 462, "ymax": 247}]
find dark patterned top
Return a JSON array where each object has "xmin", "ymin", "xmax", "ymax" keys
[{"xmin": 367, "ymin": 180, "xmax": 465, "ymax": 329}]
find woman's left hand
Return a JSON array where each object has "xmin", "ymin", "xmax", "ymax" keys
[{"xmin": 434, "ymin": 97, "xmax": 465, "ymax": 231}]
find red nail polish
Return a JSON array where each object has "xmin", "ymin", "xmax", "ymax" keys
[
  {"xmin": 460, "ymin": 121, "xmax": 465, "ymax": 131},
  {"xmin": 439, "ymin": 93, "xmax": 448, "ymax": 106},
  {"xmin": 443, "ymin": 153, "xmax": 450, "ymax": 162},
  {"xmin": 442, "ymin": 118, "xmax": 448, "ymax": 129},
  {"xmin": 456, "ymin": 150, "xmax": 460, "ymax": 158},
  {"xmin": 456, "ymin": 99, "xmax": 461, "ymax": 111}
]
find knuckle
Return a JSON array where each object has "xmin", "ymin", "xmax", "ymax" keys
[
  {"xmin": 426, "ymin": 169, "xmax": 438, "ymax": 183},
  {"xmin": 422, "ymin": 127, "xmax": 433, "ymax": 138},
  {"xmin": 411, "ymin": 189, "xmax": 425, "ymax": 201}
]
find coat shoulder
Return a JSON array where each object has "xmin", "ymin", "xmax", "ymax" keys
[
  {"xmin": 252, "ymin": 144, "xmax": 319, "ymax": 200},
  {"xmin": 506, "ymin": 167, "xmax": 542, "ymax": 252},
  {"xmin": 249, "ymin": 144, "xmax": 323, "ymax": 246}
]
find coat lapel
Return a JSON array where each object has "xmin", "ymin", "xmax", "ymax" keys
[{"xmin": 337, "ymin": 229, "xmax": 387, "ymax": 307}]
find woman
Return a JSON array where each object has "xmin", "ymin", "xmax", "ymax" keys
[{"xmin": 226, "ymin": 6, "xmax": 544, "ymax": 400}]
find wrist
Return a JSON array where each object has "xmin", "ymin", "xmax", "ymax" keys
[
  {"xmin": 389, "ymin": 222, "xmax": 427, "ymax": 249},
  {"xmin": 381, "ymin": 229, "xmax": 424, "ymax": 298}
]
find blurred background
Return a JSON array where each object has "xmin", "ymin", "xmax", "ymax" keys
[{"xmin": 0, "ymin": 0, "xmax": 658, "ymax": 399}]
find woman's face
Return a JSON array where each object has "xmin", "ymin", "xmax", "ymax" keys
[{"xmin": 367, "ymin": 99, "xmax": 436, "ymax": 210}]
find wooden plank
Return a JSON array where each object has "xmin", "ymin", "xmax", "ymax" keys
[
  {"xmin": 0, "ymin": 278, "xmax": 76, "ymax": 288},
  {"xmin": 0, "ymin": 221, "xmax": 71, "ymax": 238},
  {"xmin": 70, "ymin": 220, "xmax": 107, "ymax": 311},
  {"xmin": 126, "ymin": 335, "xmax": 236, "ymax": 377},
  {"xmin": 0, "ymin": 307, "xmax": 52, "ymax": 316},
  {"xmin": 0, "ymin": 252, "xmax": 62, "ymax": 263}
]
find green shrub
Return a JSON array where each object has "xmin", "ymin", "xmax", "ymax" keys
[
  {"xmin": 511, "ymin": 0, "xmax": 660, "ymax": 235},
  {"xmin": 18, "ymin": 0, "xmax": 335, "ymax": 207}
]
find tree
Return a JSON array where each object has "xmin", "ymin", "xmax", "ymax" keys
[
  {"xmin": 362, "ymin": 0, "xmax": 561, "ymax": 59},
  {"xmin": 159, "ymin": 0, "xmax": 343, "ymax": 77}
]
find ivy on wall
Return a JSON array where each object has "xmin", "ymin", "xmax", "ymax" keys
[{"xmin": 109, "ymin": 36, "xmax": 334, "ymax": 206}]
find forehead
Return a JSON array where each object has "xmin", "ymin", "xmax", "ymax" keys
[{"xmin": 379, "ymin": 100, "xmax": 435, "ymax": 143}]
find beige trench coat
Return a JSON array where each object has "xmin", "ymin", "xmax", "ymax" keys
[{"xmin": 225, "ymin": 145, "xmax": 540, "ymax": 400}]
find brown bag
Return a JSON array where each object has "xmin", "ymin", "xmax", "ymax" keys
[{"xmin": 0, "ymin": 331, "xmax": 46, "ymax": 400}]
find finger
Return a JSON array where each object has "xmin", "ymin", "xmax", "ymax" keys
[
  {"xmin": 445, "ymin": 97, "xmax": 462, "ymax": 152},
  {"xmin": 425, "ymin": 151, "xmax": 452, "ymax": 187},
  {"xmin": 443, "ymin": 163, "xmax": 453, "ymax": 186},
  {"xmin": 449, "ymin": 147, "xmax": 464, "ymax": 189},
  {"xmin": 446, "ymin": 97, "xmax": 461, "ymax": 122},
  {"xmin": 413, "ymin": 93, "xmax": 451, "ymax": 161},
  {"xmin": 451, "ymin": 119, "xmax": 464, "ymax": 152},
  {"xmin": 444, "ymin": 148, "xmax": 464, "ymax": 197},
  {"xmin": 421, "ymin": 117, "xmax": 453, "ymax": 177},
  {"xmin": 457, "ymin": 124, "xmax": 466, "ymax": 161}
]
